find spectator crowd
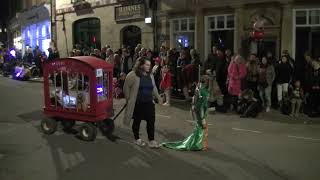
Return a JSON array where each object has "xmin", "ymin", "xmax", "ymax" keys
[
  {"xmin": 1, "ymin": 42, "xmax": 319, "ymax": 119},
  {"xmin": 66, "ymin": 43, "xmax": 320, "ymax": 119}
]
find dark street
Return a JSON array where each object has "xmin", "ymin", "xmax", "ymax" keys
[{"xmin": 1, "ymin": 76, "xmax": 320, "ymax": 180}]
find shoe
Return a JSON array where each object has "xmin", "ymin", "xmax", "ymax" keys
[
  {"xmin": 240, "ymin": 115, "xmax": 248, "ymax": 118},
  {"xmin": 134, "ymin": 139, "xmax": 146, "ymax": 147},
  {"xmin": 208, "ymin": 107, "xmax": 216, "ymax": 112},
  {"xmin": 148, "ymin": 140, "xmax": 160, "ymax": 149},
  {"xmin": 163, "ymin": 102, "xmax": 170, "ymax": 106},
  {"xmin": 266, "ymin": 107, "xmax": 270, "ymax": 113}
]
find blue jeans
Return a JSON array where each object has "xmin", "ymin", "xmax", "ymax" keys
[{"xmin": 259, "ymin": 85, "xmax": 272, "ymax": 107}]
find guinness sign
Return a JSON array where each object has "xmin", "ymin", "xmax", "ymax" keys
[{"xmin": 115, "ymin": 4, "xmax": 145, "ymax": 22}]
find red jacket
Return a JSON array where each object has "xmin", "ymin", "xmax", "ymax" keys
[{"xmin": 160, "ymin": 72, "xmax": 172, "ymax": 90}]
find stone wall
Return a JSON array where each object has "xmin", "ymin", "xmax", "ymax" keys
[{"xmin": 56, "ymin": 5, "xmax": 153, "ymax": 57}]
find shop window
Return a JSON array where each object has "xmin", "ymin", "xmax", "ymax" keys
[
  {"xmin": 309, "ymin": 10, "xmax": 320, "ymax": 25},
  {"xmin": 217, "ymin": 16, "xmax": 225, "ymax": 29},
  {"xmin": 294, "ymin": 8, "xmax": 320, "ymax": 75},
  {"xmin": 209, "ymin": 17, "xmax": 215, "ymax": 29},
  {"xmin": 181, "ymin": 19, "xmax": 188, "ymax": 31},
  {"xmin": 189, "ymin": 19, "xmax": 195, "ymax": 31},
  {"xmin": 22, "ymin": 20, "xmax": 51, "ymax": 55},
  {"xmin": 73, "ymin": 18, "xmax": 101, "ymax": 49},
  {"xmin": 173, "ymin": 20, "xmax": 179, "ymax": 31},
  {"xmin": 227, "ymin": 15, "xmax": 234, "ymax": 28},
  {"xmin": 205, "ymin": 14, "xmax": 234, "ymax": 58},
  {"xmin": 96, "ymin": 69, "xmax": 109, "ymax": 102},
  {"xmin": 296, "ymin": 10, "xmax": 307, "ymax": 25},
  {"xmin": 171, "ymin": 18, "xmax": 195, "ymax": 49}
]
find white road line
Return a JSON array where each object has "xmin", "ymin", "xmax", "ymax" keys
[
  {"xmin": 231, "ymin": 128, "xmax": 262, "ymax": 134},
  {"xmin": 68, "ymin": 154, "xmax": 78, "ymax": 168},
  {"xmin": 75, "ymin": 152, "xmax": 85, "ymax": 163},
  {"xmin": 287, "ymin": 135, "xmax": 320, "ymax": 141},
  {"xmin": 156, "ymin": 114, "xmax": 171, "ymax": 119},
  {"xmin": 57, "ymin": 148, "xmax": 70, "ymax": 170},
  {"xmin": 185, "ymin": 120, "xmax": 213, "ymax": 126}
]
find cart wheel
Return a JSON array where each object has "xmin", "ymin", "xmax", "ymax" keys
[
  {"xmin": 41, "ymin": 118, "xmax": 57, "ymax": 135},
  {"xmin": 100, "ymin": 119, "xmax": 115, "ymax": 135},
  {"xmin": 79, "ymin": 123, "xmax": 97, "ymax": 141},
  {"xmin": 61, "ymin": 120, "xmax": 75, "ymax": 130}
]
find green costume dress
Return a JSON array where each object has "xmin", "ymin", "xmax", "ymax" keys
[{"xmin": 162, "ymin": 84, "xmax": 209, "ymax": 151}]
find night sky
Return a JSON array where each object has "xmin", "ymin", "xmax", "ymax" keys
[{"xmin": 0, "ymin": 0, "xmax": 10, "ymax": 24}]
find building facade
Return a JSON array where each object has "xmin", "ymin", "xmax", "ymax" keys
[
  {"xmin": 55, "ymin": 0, "xmax": 155, "ymax": 57},
  {"xmin": 157, "ymin": 0, "xmax": 320, "ymax": 63},
  {"xmin": 8, "ymin": 0, "xmax": 51, "ymax": 54}
]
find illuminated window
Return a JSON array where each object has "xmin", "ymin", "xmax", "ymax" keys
[
  {"xmin": 171, "ymin": 18, "xmax": 195, "ymax": 48},
  {"xmin": 97, "ymin": 71, "xmax": 109, "ymax": 102}
]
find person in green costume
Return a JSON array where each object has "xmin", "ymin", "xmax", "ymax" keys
[{"xmin": 162, "ymin": 75, "xmax": 210, "ymax": 151}]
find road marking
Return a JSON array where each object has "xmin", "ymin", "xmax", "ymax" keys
[
  {"xmin": 231, "ymin": 128, "xmax": 262, "ymax": 134},
  {"xmin": 57, "ymin": 148, "xmax": 85, "ymax": 171},
  {"xmin": 185, "ymin": 120, "xmax": 213, "ymax": 126},
  {"xmin": 156, "ymin": 114, "xmax": 171, "ymax": 119},
  {"xmin": 287, "ymin": 135, "xmax": 320, "ymax": 142},
  {"xmin": 57, "ymin": 148, "xmax": 70, "ymax": 170},
  {"xmin": 123, "ymin": 156, "xmax": 152, "ymax": 168},
  {"xmin": 75, "ymin": 152, "xmax": 85, "ymax": 163}
]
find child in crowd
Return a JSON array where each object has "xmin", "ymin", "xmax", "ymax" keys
[
  {"xmin": 206, "ymin": 69, "xmax": 224, "ymax": 112},
  {"xmin": 152, "ymin": 57, "xmax": 162, "ymax": 91},
  {"xmin": 290, "ymin": 80, "xmax": 304, "ymax": 118},
  {"xmin": 113, "ymin": 73, "xmax": 126, "ymax": 99},
  {"xmin": 160, "ymin": 65, "xmax": 172, "ymax": 106},
  {"xmin": 237, "ymin": 89, "xmax": 261, "ymax": 118}
]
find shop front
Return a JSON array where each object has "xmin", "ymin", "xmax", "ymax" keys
[
  {"xmin": 55, "ymin": 0, "xmax": 154, "ymax": 57},
  {"xmin": 19, "ymin": 4, "xmax": 51, "ymax": 55}
]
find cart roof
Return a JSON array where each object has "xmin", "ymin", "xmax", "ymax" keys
[{"xmin": 65, "ymin": 56, "xmax": 113, "ymax": 69}]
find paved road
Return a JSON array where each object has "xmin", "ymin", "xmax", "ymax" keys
[{"xmin": 0, "ymin": 76, "xmax": 320, "ymax": 180}]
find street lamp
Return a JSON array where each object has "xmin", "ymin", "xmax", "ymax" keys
[{"xmin": 145, "ymin": 17, "xmax": 152, "ymax": 24}]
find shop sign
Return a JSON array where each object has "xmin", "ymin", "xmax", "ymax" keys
[{"xmin": 115, "ymin": 4, "xmax": 145, "ymax": 22}]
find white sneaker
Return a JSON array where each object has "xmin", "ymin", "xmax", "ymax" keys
[
  {"xmin": 266, "ymin": 107, "xmax": 270, "ymax": 113},
  {"xmin": 134, "ymin": 139, "xmax": 146, "ymax": 147},
  {"xmin": 208, "ymin": 107, "xmax": 216, "ymax": 112},
  {"xmin": 163, "ymin": 102, "xmax": 170, "ymax": 106},
  {"xmin": 148, "ymin": 140, "xmax": 160, "ymax": 149}
]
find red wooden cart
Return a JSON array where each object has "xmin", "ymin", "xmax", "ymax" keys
[{"xmin": 41, "ymin": 56, "xmax": 114, "ymax": 141}]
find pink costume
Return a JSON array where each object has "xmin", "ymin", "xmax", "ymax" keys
[{"xmin": 227, "ymin": 62, "xmax": 247, "ymax": 96}]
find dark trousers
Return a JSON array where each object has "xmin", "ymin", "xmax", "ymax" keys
[
  {"xmin": 132, "ymin": 101, "xmax": 155, "ymax": 141},
  {"xmin": 247, "ymin": 81, "xmax": 259, "ymax": 98}
]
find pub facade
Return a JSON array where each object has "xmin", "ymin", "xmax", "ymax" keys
[
  {"xmin": 157, "ymin": 0, "xmax": 320, "ymax": 62},
  {"xmin": 55, "ymin": 0, "xmax": 154, "ymax": 57}
]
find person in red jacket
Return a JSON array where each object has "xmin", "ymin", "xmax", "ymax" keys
[{"xmin": 160, "ymin": 65, "xmax": 172, "ymax": 106}]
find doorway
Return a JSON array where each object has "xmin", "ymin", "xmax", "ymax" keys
[
  {"xmin": 73, "ymin": 18, "xmax": 101, "ymax": 50},
  {"xmin": 121, "ymin": 26, "xmax": 141, "ymax": 49}
]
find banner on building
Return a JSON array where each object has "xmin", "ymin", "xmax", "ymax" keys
[{"xmin": 115, "ymin": 4, "xmax": 145, "ymax": 22}]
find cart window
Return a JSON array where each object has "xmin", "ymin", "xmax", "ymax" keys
[
  {"xmin": 49, "ymin": 71, "xmax": 90, "ymax": 112},
  {"xmin": 49, "ymin": 73, "xmax": 55, "ymax": 106},
  {"xmin": 96, "ymin": 70, "xmax": 109, "ymax": 102}
]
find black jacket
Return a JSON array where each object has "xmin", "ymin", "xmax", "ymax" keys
[{"xmin": 276, "ymin": 62, "xmax": 293, "ymax": 84}]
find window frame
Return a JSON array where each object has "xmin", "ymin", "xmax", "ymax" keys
[{"xmin": 295, "ymin": 8, "xmax": 320, "ymax": 27}]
